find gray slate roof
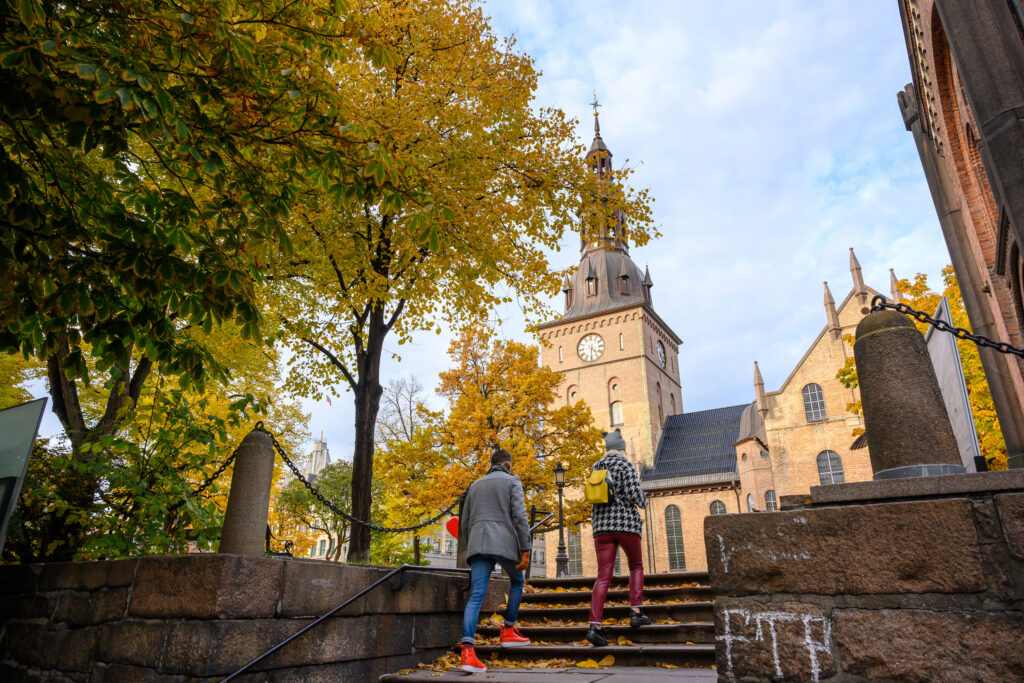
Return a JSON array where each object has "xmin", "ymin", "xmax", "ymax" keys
[{"xmin": 641, "ymin": 403, "xmax": 750, "ymax": 486}]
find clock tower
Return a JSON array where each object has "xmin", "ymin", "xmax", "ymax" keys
[{"xmin": 537, "ymin": 111, "xmax": 682, "ymax": 468}]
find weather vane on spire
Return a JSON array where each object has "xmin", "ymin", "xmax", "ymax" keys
[{"xmin": 589, "ymin": 90, "xmax": 601, "ymax": 115}]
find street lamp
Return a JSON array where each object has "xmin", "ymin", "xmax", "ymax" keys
[{"xmin": 554, "ymin": 462, "xmax": 569, "ymax": 578}]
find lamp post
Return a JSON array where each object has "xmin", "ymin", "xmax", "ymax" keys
[{"xmin": 554, "ymin": 462, "xmax": 569, "ymax": 578}]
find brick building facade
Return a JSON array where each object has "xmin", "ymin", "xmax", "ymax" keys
[
  {"xmin": 897, "ymin": 0, "xmax": 1024, "ymax": 469},
  {"xmin": 536, "ymin": 116, "xmax": 876, "ymax": 576}
]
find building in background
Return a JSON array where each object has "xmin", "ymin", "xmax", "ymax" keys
[{"xmin": 896, "ymin": 0, "xmax": 1024, "ymax": 469}]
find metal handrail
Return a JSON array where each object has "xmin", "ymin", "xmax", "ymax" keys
[{"xmin": 220, "ymin": 564, "xmax": 471, "ymax": 681}]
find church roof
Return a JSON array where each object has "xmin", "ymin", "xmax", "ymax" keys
[
  {"xmin": 562, "ymin": 248, "xmax": 648, "ymax": 321},
  {"xmin": 641, "ymin": 403, "xmax": 748, "ymax": 488}
]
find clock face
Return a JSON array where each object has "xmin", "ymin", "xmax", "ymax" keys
[
  {"xmin": 577, "ymin": 334, "xmax": 605, "ymax": 362},
  {"xmin": 657, "ymin": 341, "xmax": 666, "ymax": 368}
]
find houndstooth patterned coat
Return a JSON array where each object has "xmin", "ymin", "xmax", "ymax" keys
[{"xmin": 590, "ymin": 450, "xmax": 648, "ymax": 537}]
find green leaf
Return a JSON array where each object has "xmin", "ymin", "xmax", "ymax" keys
[
  {"xmin": 94, "ymin": 87, "xmax": 117, "ymax": 104},
  {"xmin": 180, "ymin": 12, "xmax": 194, "ymax": 24},
  {"xmin": 175, "ymin": 119, "xmax": 188, "ymax": 143},
  {"xmin": 39, "ymin": 40, "xmax": 57, "ymax": 56},
  {"xmin": 76, "ymin": 63, "xmax": 98, "ymax": 79}
]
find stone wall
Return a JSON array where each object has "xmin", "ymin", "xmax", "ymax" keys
[
  {"xmin": 704, "ymin": 471, "xmax": 1024, "ymax": 682},
  {"xmin": 0, "ymin": 554, "xmax": 505, "ymax": 681}
]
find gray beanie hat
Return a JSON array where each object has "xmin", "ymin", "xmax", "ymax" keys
[{"xmin": 603, "ymin": 428, "xmax": 626, "ymax": 452}]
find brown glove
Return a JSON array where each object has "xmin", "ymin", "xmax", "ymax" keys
[{"xmin": 515, "ymin": 550, "xmax": 530, "ymax": 571}]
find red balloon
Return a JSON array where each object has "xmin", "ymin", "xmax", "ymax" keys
[{"xmin": 445, "ymin": 516, "xmax": 459, "ymax": 539}]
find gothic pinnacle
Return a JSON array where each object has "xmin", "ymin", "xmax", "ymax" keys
[{"xmin": 889, "ymin": 268, "xmax": 902, "ymax": 303}]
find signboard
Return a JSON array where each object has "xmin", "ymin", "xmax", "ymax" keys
[
  {"xmin": 0, "ymin": 398, "xmax": 47, "ymax": 555},
  {"xmin": 924, "ymin": 297, "xmax": 982, "ymax": 472}
]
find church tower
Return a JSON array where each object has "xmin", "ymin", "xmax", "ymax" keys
[{"xmin": 537, "ymin": 106, "xmax": 682, "ymax": 468}]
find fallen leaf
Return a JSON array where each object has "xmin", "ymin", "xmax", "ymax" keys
[
  {"xmin": 597, "ymin": 655, "xmax": 615, "ymax": 667},
  {"xmin": 576, "ymin": 659, "xmax": 600, "ymax": 668}
]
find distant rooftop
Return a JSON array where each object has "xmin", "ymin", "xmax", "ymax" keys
[{"xmin": 641, "ymin": 403, "xmax": 750, "ymax": 488}]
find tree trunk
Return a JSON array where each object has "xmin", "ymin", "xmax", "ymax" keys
[{"xmin": 346, "ymin": 307, "xmax": 387, "ymax": 563}]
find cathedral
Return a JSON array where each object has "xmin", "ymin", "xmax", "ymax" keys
[{"xmin": 537, "ymin": 113, "xmax": 879, "ymax": 576}]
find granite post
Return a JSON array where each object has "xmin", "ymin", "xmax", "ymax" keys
[
  {"xmin": 219, "ymin": 429, "xmax": 275, "ymax": 555},
  {"xmin": 854, "ymin": 309, "xmax": 965, "ymax": 479}
]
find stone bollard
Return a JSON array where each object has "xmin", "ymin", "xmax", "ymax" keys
[
  {"xmin": 219, "ymin": 428, "xmax": 276, "ymax": 555},
  {"xmin": 854, "ymin": 310, "xmax": 966, "ymax": 479}
]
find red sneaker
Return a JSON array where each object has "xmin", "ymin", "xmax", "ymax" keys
[
  {"xmin": 460, "ymin": 644, "xmax": 487, "ymax": 673},
  {"xmin": 499, "ymin": 625, "xmax": 531, "ymax": 647}
]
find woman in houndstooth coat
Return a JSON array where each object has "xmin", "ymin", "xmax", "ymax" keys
[{"xmin": 585, "ymin": 428, "xmax": 651, "ymax": 647}]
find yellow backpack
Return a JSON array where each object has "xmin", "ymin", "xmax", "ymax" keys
[{"xmin": 585, "ymin": 469, "xmax": 612, "ymax": 504}]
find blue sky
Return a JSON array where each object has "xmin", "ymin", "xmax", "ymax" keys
[
  {"xmin": 297, "ymin": 0, "xmax": 948, "ymax": 461},
  {"xmin": 33, "ymin": 2, "xmax": 952, "ymax": 462}
]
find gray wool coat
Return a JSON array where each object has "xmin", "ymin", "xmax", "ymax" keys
[{"xmin": 459, "ymin": 465, "xmax": 532, "ymax": 563}]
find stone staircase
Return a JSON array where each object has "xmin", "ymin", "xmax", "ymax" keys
[{"xmin": 470, "ymin": 570, "xmax": 717, "ymax": 668}]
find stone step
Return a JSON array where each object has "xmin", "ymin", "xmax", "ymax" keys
[
  {"xmin": 515, "ymin": 601, "xmax": 715, "ymax": 624},
  {"xmin": 528, "ymin": 571, "xmax": 708, "ymax": 591},
  {"xmin": 379, "ymin": 665, "xmax": 719, "ymax": 681},
  {"xmin": 477, "ymin": 621, "xmax": 715, "ymax": 644},
  {"xmin": 521, "ymin": 584, "xmax": 713, "ymax": 605},
  {"xmin": 472, "ymin": 643, "xmax": 717, "ymax": 668}
]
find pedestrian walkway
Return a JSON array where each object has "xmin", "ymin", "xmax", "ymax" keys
[
  {"xmin": 380, "ymin": 570, "xmax": 717, "ymax": 680},
  {"xmin": 379, "ymin": 665, "xmax": 716, "ymax": 681}
]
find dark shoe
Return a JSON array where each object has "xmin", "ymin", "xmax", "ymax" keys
[
  {"xmin": 585, "ymin": 624, "xmax": 608, "ymax": 647},
  {"xmin": 630, "ymin": 609, "xmax": 652, "ymax": 628}
]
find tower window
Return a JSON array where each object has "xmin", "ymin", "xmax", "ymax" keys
[
  {"xmin": 802, "ymin": 383, "xmax": 827, "ymax": 422},
  {"xmin": 817, "ymin": 450, "xmax": 846, "ymax": 485},
  {"xmin": 709, "ymin": 500, "xmax": 726, "ymax": 516},
  {"xmin": 610, "ymin": 401, "xmax": 624, "ymax": 426}
]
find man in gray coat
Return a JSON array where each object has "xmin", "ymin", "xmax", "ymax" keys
[{"xmin": 457, "ymin": 448, "xmax": 532, "ymax": 673}]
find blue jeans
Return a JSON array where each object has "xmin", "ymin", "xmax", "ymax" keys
[{"xmin": 461, "ymin": 554, "xmax": 525, "ymax": 644}]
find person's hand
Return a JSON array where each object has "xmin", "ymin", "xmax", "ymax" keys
[{"xmin": 515, "ymin": 550, "xmax": 530, "ymax": 571}]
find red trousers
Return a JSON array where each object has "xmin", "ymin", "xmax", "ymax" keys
[{"xmin": 588, "ymin": 533, "xmax": 644, "ymax": 623}]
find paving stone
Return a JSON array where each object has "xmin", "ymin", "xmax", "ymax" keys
[
  {"xmin": 834, "ymin": 608, "xmax": 1024, "ymax": 682},
  {"xmin": 996, "ymin": 492, "xmax": 1024, "ymax": 560},
  {"xmin": 706, "ymin": 498, "xmax": 986, "ymax": 596},
  {"xmin": 130, "ymin": 554, "xmax": 283, "ymax": 619}
]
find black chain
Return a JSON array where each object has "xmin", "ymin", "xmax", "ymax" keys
[
  {"xmin": 254, "ymin": 422, "xmax": 464, "ymax": 533},
  {"xmin": 871, "ymin": 295, "xmax": 1024, "ymax": 359},
  {"xmin": 168, "ymin": 449, "xmax": 238, "ymax": 512}
]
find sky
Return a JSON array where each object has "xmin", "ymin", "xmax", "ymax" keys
[{"xmin": 33, "ymin": 1, "xmax": 951, "ymax": 462}]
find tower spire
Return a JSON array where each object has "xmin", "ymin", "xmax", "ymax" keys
[
  {"xmin": 754, "ymin": 361, "xmax": 768, "ymax": 419},
  {"xmin": 824, "ymin": 281, "xmax": 841, "ymax": 338},
  {"xmin": 889, "ymin": 268, "xmax": 902, "ymax": 303},
  {"xmin": 850, "ymin": 247, "xmax": 867, "ymax": 303}
]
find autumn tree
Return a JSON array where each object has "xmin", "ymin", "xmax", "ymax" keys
[
  {"xmin": 0, "ymin": 0, "xmax": 380, "ymax": 555},
  {"xmin": 837, "ymin": 266, "xmax": 1007, "ymax": 469},
  {"xmin": 376, "ymin": 326, "xmax": 604, "ymax": 536},
  {"xmin": 275, "ymin": 0, "xmax": 654, "ymax": 561},
  {"xmin": 277, "ymin": 461, "xmax": 353, "ymax": 563}
]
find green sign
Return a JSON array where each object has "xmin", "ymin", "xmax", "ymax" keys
[{"xmin": 0, "ymin": 398, "xmax": 47, "ymax": 556}]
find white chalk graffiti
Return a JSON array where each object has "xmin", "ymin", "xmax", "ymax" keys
[
  {"xmin": 716, "ymin": 529, "xmax": 811, "ymax": 574},
  {"xmin": 718, "ymin": 607, "xmax": 832, "ymax": 683}
]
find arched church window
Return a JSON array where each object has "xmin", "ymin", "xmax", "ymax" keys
[
  {"xmin": 665, "ymin": 505, "xmax": 686, "ymax": 571},
  {"xmin": 764, "ymin": 490, "xmax": 778, "ymax": 512},
  {"xmin": 558, "ymin": 346, "xmax": 563, "ymax": 363},
  {"xmin": 709, "ymin": 500, "xmax": 726, "ymax": 516},
  {"xmin": 817, "ymin": 450, "xmax": 846, "ymax": 485},
  {"xmin": 610, "ymin": 401, "xmax": 624, "ymax": 426},
  {"xmin": 802, "ymin": 383, "xmax": 827, "ymax": 422},
  {"xmin": 746, "ymin": 494, "xmax": 756, "ymax": 512}
]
